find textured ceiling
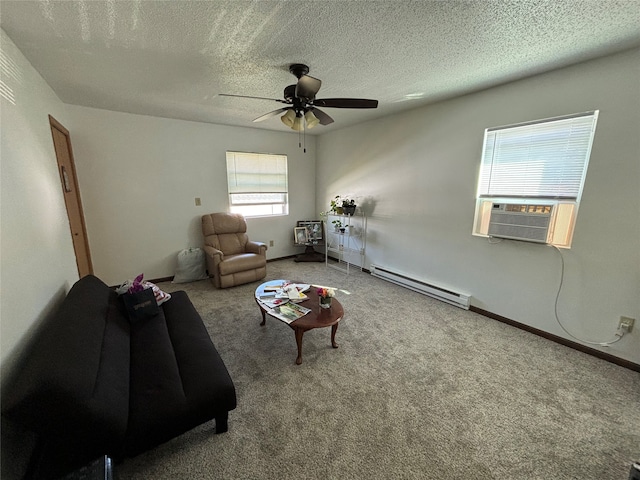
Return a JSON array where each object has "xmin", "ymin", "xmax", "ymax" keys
[{"xmin": 1, "ymin": 1, "xmax": 639, "ymax": 134}]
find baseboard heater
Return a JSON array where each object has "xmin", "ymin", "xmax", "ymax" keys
[{"xmin": 370, "ymin": 264, "xmax": 471, "ymax": 309}]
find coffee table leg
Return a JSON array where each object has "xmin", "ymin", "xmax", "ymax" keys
[
  {"xmin": 294, "ymin": 328, "xmax": 304, "ymax": 365},
  {"xmin": 331, "ymin": 324, "xmax": 339, "ymax": 348},
  {"xmin": 260, "ymin": 309, "xmax": 266, "ymax": 326}
]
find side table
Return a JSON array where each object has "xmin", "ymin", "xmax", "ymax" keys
[{"xmin": 255, "ymin": 280, "xmax": 344, "ymax": 364}]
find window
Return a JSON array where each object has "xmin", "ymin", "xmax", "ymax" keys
[
  {"xmin": 226, "ymin": 151, "xmax": 288, "ymax": 217},
  {"xmin": 472, "ymin": 111, "xmax": 599, "ymax": 247}
]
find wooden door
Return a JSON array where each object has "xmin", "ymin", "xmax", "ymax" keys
[{"xmin": 49, "ymin": 115, "xmax": 93, "ymax": 277}]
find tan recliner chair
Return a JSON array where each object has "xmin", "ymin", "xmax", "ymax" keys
[{"xmin": 202, "ymin": 212, "xmax": 268, "ymax": 288}]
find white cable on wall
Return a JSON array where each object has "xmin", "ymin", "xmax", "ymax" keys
[
  {"xmin": 552, "ymin": 245, "xmax": 623, "ymax": 347},
  {"xmin": 487, "ymin": 237, "xmax": 625, "ymax": 346}
]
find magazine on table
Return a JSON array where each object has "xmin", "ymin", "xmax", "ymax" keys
[
  {"xmin": 269, "ymin": 302, "xmax": 311, "ymax": 324},
  {"xmin": 274, "ymin": 283, "xmax": 310, "ymax": 302},
  {"xmin": 258, "ymin": 297, "xmax": 289, "ymax": 309}
]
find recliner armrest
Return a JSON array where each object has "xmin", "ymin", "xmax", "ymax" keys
[
  {"xmin": 246, "ymin": 241, "xmax": 267, "ymax": 256},
  {"xmin": 203, "ymin": 245, "xmax": 223, "ymax": 260},
  {"xmin": 203, "ymin": 245, "xmax": 223, "ymax": 277}
]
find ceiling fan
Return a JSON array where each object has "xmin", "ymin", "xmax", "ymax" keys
[{"xmin": 219, "ymin": 64, "xmax": 378, "ymax": 131}]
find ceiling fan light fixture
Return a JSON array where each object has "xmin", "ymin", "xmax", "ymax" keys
[
  {"xmin": 304, "ymin": 110, "xmax": 320, "ymax": 129},
  {"xmin": 291, "ymin": 114, "xmax": 304, "ymax": 131},
  {"xmin": 281, "ymin": 109, "xmax": 296, "ymax": 127},
  {"xmin": 223, "ymin": 64, "xmax": 378, "ymax": 132}
]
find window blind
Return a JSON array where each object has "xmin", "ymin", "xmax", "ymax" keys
[
  {"xmin": 226, "ymin": 151, "xmax": 288, "ymax": 205},
  {"xmin": 478, "ymin": 111, "xmax": 598, "ymax": 199}
]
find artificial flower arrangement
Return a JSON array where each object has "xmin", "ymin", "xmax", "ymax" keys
[{"xmin": 317, "ymin": 287, "xmax": 336, "ymax": 298}]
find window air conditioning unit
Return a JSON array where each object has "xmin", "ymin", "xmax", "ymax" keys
[{"xmin": 488, "ymin": 203, "xmax": 554, "ymax": 244}]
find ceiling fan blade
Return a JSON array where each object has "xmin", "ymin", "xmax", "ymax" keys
[
  {"xmin": 295, "ymin": 75, "xmax": 322, "ymax": 100},
  {"xmin": 311, "ymin": 108, "xmax": 334, "ymax": 125},
  {"xmin": 253, "ymin": 107, "xmax": 290, "ymax": 123},
  {"xmin": 219, "ymin": 93, "xmax": 288, "ymax": 104},
  {"xmin": 313, "ymin": 98, "xmax": 378, "ymax": 109}
]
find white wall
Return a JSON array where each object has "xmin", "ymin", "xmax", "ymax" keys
[
  {"xmin": 0, "ymin": 30, "xmax": 79, "ymax": 371},
  {"xmin": 2, "ymin": 24, "xmax": 636, "ymax": 370},
  {"xmin": 317, "ymin": 48, "xmax": 640, "ymax": 364},
  {"xmin": 64, "ymin": 106, "xmax": 317, "ymax": 286}
]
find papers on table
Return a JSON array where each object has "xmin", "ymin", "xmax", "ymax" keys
[
  {"xmin": 268, "ymin": 302, "xmax": 311, "ymax": 324},
  {"xmin": 275, "ymin": 284, "xmax": 310, "ymax": 302},
  {"xmin": 291, "ymin": 283, "xmax": 311, "ymax": 293},
  {"xmin": 258, "ymin": 296, "xmax": 311, "ymax": 323},
  {"xmin": 257, "ymin": 283, "xmax": 313, "ymax": 323},
  {"xmin": 258, "ymin": 297, "xmax": 289, "ymax": 309}
]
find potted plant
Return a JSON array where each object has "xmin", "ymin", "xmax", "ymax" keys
[
  {"xmin": 342, "ymin": 198, "xmax": 357, "ymax": 216},
  {"xmin": 330, "ymin": 195, "xmax": 344, "ymax": 215},
  {"xmin": 331, "ymin": 219, "xmax": 343, "ymax": 232},
  {"xmin": 329, "ymin": 195, "xmax": 343, "ymax": 215}
]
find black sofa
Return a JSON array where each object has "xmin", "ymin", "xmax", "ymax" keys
[{"xmin": 2, "ymin": 275, "xmax": 236, "ymax": 479}]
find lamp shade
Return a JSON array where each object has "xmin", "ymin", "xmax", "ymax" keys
[
  {"xmin": 281, "ymin": 109, "xmax": 296, "ymax": 127},
  {"xmin": 304, "ymin": 110, "xmax": 320, "ymax": 129},
  {"xmin": 292, "ymin": 114, "xmax": 304, "ymax": 131}
]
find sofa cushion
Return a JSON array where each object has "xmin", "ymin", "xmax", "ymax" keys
[{"xmin": 124, "ymin": 290, "xmax": 236, "ymax": 455}]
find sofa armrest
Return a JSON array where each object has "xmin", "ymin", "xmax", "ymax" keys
[{"xmin": 246, "ymin": 241, "xmax": 267, "ymax": 256}]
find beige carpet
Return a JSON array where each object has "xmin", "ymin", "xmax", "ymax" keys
[{"xmin": 115, "ymin": 259, "xmax": 640, "ymax": 480}]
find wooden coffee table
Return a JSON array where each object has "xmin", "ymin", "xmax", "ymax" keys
[{"xmin": 255, "ymin": 280, "xmax": 344, "ymax": 365}]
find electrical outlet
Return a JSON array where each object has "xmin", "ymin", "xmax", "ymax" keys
[
  {"xmin": 619, "ymin": 316, "xmax": 635, "ymax": 333},
  {"xmin": 195, "ymin": 197, "xmax": 201, "ymax": 206},
  {"xmin": 269, "ymin": 240, "xmax": 274, "ymax": 247}
]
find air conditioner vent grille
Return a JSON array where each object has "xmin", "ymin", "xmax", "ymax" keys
[{"xmin": 488, "ymin": 203, "xmax": 553, "ymax": 243}]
